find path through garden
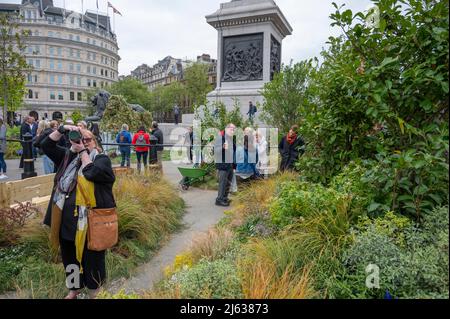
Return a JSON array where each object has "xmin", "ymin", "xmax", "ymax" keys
[{"xmin": 107, "ymin": 160, "xmax": 228, "ymax": 295}]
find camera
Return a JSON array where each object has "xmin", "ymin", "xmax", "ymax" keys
[{"xmin": 68, "ymin": 130, "xmax": 82, "ymax": 144}]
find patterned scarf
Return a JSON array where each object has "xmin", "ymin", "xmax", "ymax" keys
[{"xmin": 50, "ymin": 149, "xmax": 99, "ymax": 273}]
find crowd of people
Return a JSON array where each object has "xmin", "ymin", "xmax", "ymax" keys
[
  {"xmin": 214, "ymin": 123, "xmax": 305, "ymax": 207},
  {"xmin": 115, "ymin": 121, "xmax": 164, "ymax": 172}
]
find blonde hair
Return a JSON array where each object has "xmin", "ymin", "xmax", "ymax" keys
[
  {"xmin": 37, "ymin": 120, "xmax": 49, "ymax": 136},
  {"xmin": 80, "ymin": 129, "xmax": 102, "ymax": 153},
  {"xmin": 49, "ymin": 121, "xmax": 59, "ymax": 129}
]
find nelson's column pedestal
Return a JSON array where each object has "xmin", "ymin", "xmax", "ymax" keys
[{"xmin": 205, "ymin": 0, "xmax": 293, "ymax": 124}]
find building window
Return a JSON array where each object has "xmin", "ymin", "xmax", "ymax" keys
[
  {"xmin": 34, "ymin": 45, "xmax": 40, "ymax": 54},
  {"xmin": 87, "ymin": 79, "xmax": 91, "ymax": 87},
  {"xmin": 27, "ymin": 74, "xmax": 32, "ymax": 82},
  {"xmin": 49, "ymin": 47, "xmax": 54, "ymax": 55},
  {"xmin": 93, "ymin": 80, "xmax": 97, "ymax": 87},
  {"xmin": 34, "ymin": 91, "xmax": 39, "ymax": 99},
  {"xmin": 57, "ymin": 60, "xmax": 62, "ymax": 70},
  {"xmin": 77, "ymin": 77, "xmax": 81, "ymax": 86},
  {"xmin": 49, "ymin": 74, "xmax": 55, "ymax": 84},
  {"xmin": 48, "ymin": 31, "xmax": 53, "ymax": 37},
  {"xmin": 57, "ymin": 75, "xmax": 63, "ymax": 85},
  {"xmin": 87, "ymin": 65, "xmax": 91, "ymax": 74},
  {"xmin": 93, "ymin": 67, "xmax": 96, "ymax": 74},
  {"xmin": 76, "ymin": 64, "xmax": 81, "ymax": 72},
  {"xmin": 105, "ymin": 70, "xmax": 108, "ymax": 77},
  {"xmin": 49, "ymin": 59, "xmax": 54, "ymax": 69},
  {"xmin": 77, "ymin": 50, "xmax": 81, "ymax": 58},
  {"xmin": 70, "ymin": 92, "xmax": 75, "ymax": 101},
  {"xmin": 77, "ymin": 92, "xmax": 82, "ymax": 101},
  {"xmin": 28, "ymin": 89, "xmax": 33, "ymax": 99},
  {"xmin": 70, "ymin": 48, "xmax": 74, "ymax": 57},
  {"xmin": 58, "ymin": 92, "xmax": 63, "ymax": 100},
  {"xmin": 27, "ymin": 59, "xmax": 33, "ymax": 67},
  {"xmin": 50, "ymin": 91, "xmax": 55, "ymax": 100},
  {"xmin": 70, "ymin": 76, "xmax": 74, "ymax": 85},
  {"xmin": 101, "ymin": 69, "xmax": 104, "ymax": 76},
  {"xmin": 76, "ymin": 35, "xmax": 80, "ymax": 42},
  {"xmin": 69, "ymin": 34, "xmax": 73, "ymax": 40},
  {"xmin": 34, "ymin": 75, "xmax": 38, "ymax": 83},
  {"xmin": 69, "ymin": 63, "xmax": 74, "ymax": 72},
  {"xmin": 57, "ymin": 47, "xmax": 62, "ymax": 56},
  {"xmin": 35, "ymin": 59, "xmax": 40, "ymax": 68}
]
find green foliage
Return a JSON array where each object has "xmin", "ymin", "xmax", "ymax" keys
[
  {"xmin": 261, "ymin": 60, "xmax": 318, "ymax": 134},
  {"xmin": 149, "ymin": 82, "xmax": 186, "ymax": 114},
  {"xmin": 296, "ymin": 0, "xmax": 449, "ymax": 186},
  {"xmin": 65, "ymin": 110, "xmax": 85, "ymax": 125},
  {"xmin": 184, "ymin": 62, "xmax": 212, "ymax": 109},
  {"xmin": 0, "ymin": 13, "xmax": 31, "ymax": 119},
  {"xmin": 110, "ymin": 78, "xmax": 152, "ymax": 111},
  {"xmin": 4, "ymin": 125, "xmax": 21, "ymax": 159},
  {"xmin": 335, "ymin": 206, "xmax": 449, "ymax": 299},
  {"xmin": 162, "ymin": 258, "xmax": 243, "ymax": 299},
  {"xmin": 101, "ymin": 95, "xmax": 153, "ymax": 132}
]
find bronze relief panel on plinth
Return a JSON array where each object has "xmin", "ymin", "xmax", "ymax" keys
[
  {"xmin": 222, "ymin": 33, "xmax": 264, "ymax": 82},
  {"xmin": 270, "ymin": 35, "xmax": 281, "ymax": 81}
]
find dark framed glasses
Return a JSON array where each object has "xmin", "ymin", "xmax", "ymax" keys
[{"xmin": 82, "ymin": 138, "xmax": 93, "ymax": 143}]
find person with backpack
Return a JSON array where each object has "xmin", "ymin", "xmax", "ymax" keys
[
  {"xmin": 116, "ymin": 124, "xmax": 132, "ymax": 168},
  {"xmin": 132, "ymin": 126, "xmax": 150, "ymax": 173}
]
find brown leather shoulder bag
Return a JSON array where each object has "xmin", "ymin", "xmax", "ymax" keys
[{"xmin": 87, "ymin": 207, "xmax": 118, "ymax": 252}]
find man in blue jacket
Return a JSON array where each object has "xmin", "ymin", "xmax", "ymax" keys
[{"xmin": 116, "ymin": 124, "xmax": 133, "ymax": 168}]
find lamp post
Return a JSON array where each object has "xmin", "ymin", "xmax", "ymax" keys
[{"xmin": 21, "ymin": 133, "xmax": 37, "ymax": 180}]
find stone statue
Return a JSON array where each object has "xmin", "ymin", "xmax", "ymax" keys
[{"xmin": 90, "ymin": 90, "xmax": 111, "ymax": 120}]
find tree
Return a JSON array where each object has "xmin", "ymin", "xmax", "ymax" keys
[
  {"xmin": 184, "ymin": 62, "xmax": 212, "ymax": 109},
  {"xmin": 260, "ymin": 60, "xmax": 317, "ymax": 134},
  {"xmin": 109, "ymin": 78, "xmax": 152, "ymax": 110},
  {"xmin": 0, "ymin": 13, "xmax": 30, "ymax": 121}
]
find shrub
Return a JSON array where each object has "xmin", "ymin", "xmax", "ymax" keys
[
  {"xmin": 189, "ymin": 227, "xmax": 236, "ymax": 263},
  {"xmin": 113, "ymin": 173, "xmax": 184, "ymax": 250},
  {"xmin": 336, "ymin": 206, "xmax": 449, "ymax": 299},
  {"xmin": 238, "ymin": 239, "xmax": 316, "ymax": 299},
  {"xmin": 0, "ymin": 202, "xmax": 39, "ymax": 246},
  {"xmin": 158, "ymin": 259, "xmax": 243, "ymax": 299}
]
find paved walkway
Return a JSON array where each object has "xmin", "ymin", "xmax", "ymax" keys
[
  {"xmin": 108, "ymin": 161, "xmax": 226, "ymax": 295},
  {"xmin": 0, "ymin": 158, "xmax": 45, "ymax": 183}
]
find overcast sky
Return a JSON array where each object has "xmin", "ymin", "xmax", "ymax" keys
[{"xmin": 5, "ymin": 0, "xmax": 373, "ymax": 75}]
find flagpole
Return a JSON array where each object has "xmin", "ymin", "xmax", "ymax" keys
[
  {"xmin": 81, "ymin": 0, "xmax": 84, "ymax": 25},
  {"xmin": 113, "ymin": 10, "xmax": 116, "ymax": 34},
  {"xmin": 107, "ymin": 2, "xmax": 109, "ymax": 34},
  {"xmin": 96, "ymin": 0, "xmax": 99, "ymax": 29}
]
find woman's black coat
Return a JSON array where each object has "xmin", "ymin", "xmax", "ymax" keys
[
  {"xmin": 41, "ymin": 136, "xmax": 116, "ymax": 242},
  {"xmin": 278, "ymin": 135, "xmax": 305, "ymax": 171}
]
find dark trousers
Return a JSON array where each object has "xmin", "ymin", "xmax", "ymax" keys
[
  {"xmin": 136, "ymin": 151, "xmax": 148, "ymax": 171},
  {"xmin": 60, "ymin": 239, "xmax": 106, "ymax": 291},
  {"xmin": 217, "ymin": 168, "xmax": 234, "ymax": 202},
  {"xmin": 174, "ymin": 114, "xmax": 179, "ymax": 125},
  {"xmin": 120, "ymin": 148, "xmax": 131, "ymax": 168},
  {"xmin": 0, "ymin": 153, "xmax": 6, "ymax": 173}
]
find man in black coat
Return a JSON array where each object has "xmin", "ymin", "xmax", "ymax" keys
[
  {"xmin": 214, "ymin": 123, "xmax": 237, "ymax": 207},
  {"xmin": 151, "ymin": 121, "xmax": 164, "ymax": 169},
  {"xmin": 278, "ymin": 125, "xmax": 305, "ymax": 172}
]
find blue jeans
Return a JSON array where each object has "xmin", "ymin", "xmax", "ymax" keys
[
  {"xmin": 42, "ymin": 155, "xmax": 54, "ymax": 175},
  {"xmin": 120, "ymin": 148, "xmax": 131, "ymax": 168},
  {"xmin": 0, "ymin": 153, "xmax": 6, "ymax": 173}
]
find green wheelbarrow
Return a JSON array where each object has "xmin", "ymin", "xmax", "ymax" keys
[{"xmin": 178, "ymin": 167, "xmax": 208, "ymax": 191}]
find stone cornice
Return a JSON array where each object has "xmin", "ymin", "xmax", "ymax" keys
[{"xmin": 208, "ymin": 13, "xmax": 291, "ymax": 38}]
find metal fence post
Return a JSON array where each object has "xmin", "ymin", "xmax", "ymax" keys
[{"xmin": 22, "ymin": 133, "xmax": 37, "ymax": 180}]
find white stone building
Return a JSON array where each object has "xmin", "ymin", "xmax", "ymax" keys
[{"xmin": 0, "ymin": 0, "xmax": 120, "ymax": 120}]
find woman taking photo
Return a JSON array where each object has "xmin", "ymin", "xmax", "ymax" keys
[{"xmin": 41, "ymin": 125, "xmax": 116, "ymax": 299}]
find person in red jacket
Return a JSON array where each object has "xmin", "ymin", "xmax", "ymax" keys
[{"xmin": 132, "ymin": 126, "xmax": 150, "ymax": 172}]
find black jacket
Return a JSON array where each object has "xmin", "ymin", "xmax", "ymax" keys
[
  {"xmin": 41, "ymin": 136, "xmax": 116, "ymax": 241},
  {"xmin": 278, "ymin": 135, "xmax": 305, "ymax": 171},
  {"xmin": 20, "ymin": 122, "xmax": 32, "ymax": 139},
  {"xmin": 214, "ymin": 131, "xmax": 236, "ymax": 171},
  {"xmin": 152, "ymin": 128, "xmax": 164, "ymax": 152},
  {"xmin": 33, "ymin": 128, "xmax": 54, "ymax": 155}
]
